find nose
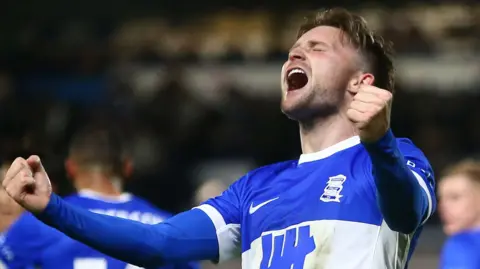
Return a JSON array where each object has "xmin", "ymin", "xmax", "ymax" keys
[{"xmin": 288, "ymin": 48, "xmax": 306, "ymax": 61}]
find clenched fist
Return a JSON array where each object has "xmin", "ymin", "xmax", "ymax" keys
[
  {"xmin": 2, "ymin": 155, "xmax": 52, "ymax": 214},
  {"xmin": 347, "ymin": 85, "xmax": 392, "ymax": 143}
]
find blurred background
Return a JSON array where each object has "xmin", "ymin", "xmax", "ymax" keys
[{"xmin": 1, "ymin": 0, "xmax": 480, "ymax": 268}]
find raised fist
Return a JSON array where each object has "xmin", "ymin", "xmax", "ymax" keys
[
  {"xmin": 347, "ymin": 84, "xmax": 393, "ymax": 143},
  {"xmin": 1, "ymin": 155, "xmax": 52, "ymax": 214}
]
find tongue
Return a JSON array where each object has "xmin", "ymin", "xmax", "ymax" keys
[{"xmin": 288, "ymin": 73, "xmax": 308, "ymax": 90}]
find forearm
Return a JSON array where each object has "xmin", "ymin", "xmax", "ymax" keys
[
  {"xmin": 35, "ymin": 194, "xmax": 218, "ymax": 267},
  {"xmin": 363, "ymin": 129, "xmax": 428, "ymax": 234}
]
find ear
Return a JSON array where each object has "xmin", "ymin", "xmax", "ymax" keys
[
  {"xmin": 65, "ymin": 158, "xmax": 77, "ymax": 179},
  {"xmin": 123, "ymin": 159, "xmax": 134, "ymax": 179},
  {"xmin": 348, "ymin": 73, "xmax": 375, "ymax": 94}
]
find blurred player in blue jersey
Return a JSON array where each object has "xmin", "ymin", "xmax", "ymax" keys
[
  {"xmin": 0, "ymin": 156, "xmax": 25, "ymax": 234},
  {"xmin": 0, "ymin": 155, "xmax": 25, "ymax": 269},
  {"xmin": 0, "ymin": 126, "xmax": 198, "ymax": 269},
  {"xmin": 2, "ymin": 7, "xmax": 436, "ymax": 269},
  {"xmin": 439, "ymin": 159, "xmax": 480, "ymax": 269}
]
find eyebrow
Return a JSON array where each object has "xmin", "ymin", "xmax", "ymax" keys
[{"xmin": 290, "ymin": 40, "xmax": 330, "ymax": 51}]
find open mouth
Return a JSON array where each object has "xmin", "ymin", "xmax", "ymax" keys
[{"xmin": 287, "ymin": 68, "xmax": 308, "ymax": 91}]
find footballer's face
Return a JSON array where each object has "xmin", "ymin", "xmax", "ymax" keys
[
  {"xmin": 281, "ymin": 26, "xmax": 361, "ymax": 121},
  {"xmin": 438, "ymin": 175, "xmax": 480, "ymax": 235}
]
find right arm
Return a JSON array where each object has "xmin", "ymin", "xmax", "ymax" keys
[
  {"xmin": 3, "ymin": 156, "xmax": 244, "ymax": 267},
  {"xmin": 36, "ymin": 194, "xmax": 219, "ymax": 268}
]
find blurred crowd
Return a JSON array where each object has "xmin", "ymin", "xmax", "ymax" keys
[{"xmin": 4, "ymin": 3, "xmax": 480, "ymax": 63}]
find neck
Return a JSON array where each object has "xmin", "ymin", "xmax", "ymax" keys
[
  {"xmin": 74, "ymin": 173, "xmax": 123, "ymax": 197},
  {"xmin": 0, "ymin": 212, "xmax": 22, "ymax": 233},
  {"xmin": 0, "ymin": 190, "xmax": 24, "ymax": 232},
  {"xmin": 299, "ymin": 113, "xmax": 357, "ymax": 154}
]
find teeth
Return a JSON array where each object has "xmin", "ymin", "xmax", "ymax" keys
[{"xmin": 288, "ymin": 68, "xmax": 305, "ymax": 77}]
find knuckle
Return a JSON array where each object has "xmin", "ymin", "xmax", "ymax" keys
[
  {"xmin": 13, "ymin": 157, "xmax": 25, "ymax": 166},
  {"xmin": 372, "ymin": 97, "xmax": 384, "ymax": 106},
  {"xmin": 19, "ymin": 171, "xmax": 31, "ymax": 179},
  {"xmin": 5, "ymin": 186, "xmax": 13, "ymax": 196},
  {"xmin": 381, "ymin": 90, "xmax": 392, "ymax": 100},
  {"xmin": 369, "ymin": 105, "xmax": 379, "ymax": 113},
  {"xmin": 19, "ymin": 177, "xmax": 28, "ymax": 184},
  {"xmin": 19, "ymin": 176, "xmax": 32, "ymax": 185}
]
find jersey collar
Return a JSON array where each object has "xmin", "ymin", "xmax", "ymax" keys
[
  {"xmin": 298, "ymin": 136, "xmax": 360, "ymax": 164},
  {"xmin": 77, "ymin": 189, "xmax": 132, "ymax": 203}
]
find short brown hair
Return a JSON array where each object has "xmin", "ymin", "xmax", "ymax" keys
[
  {"xmin": 69, "ymin": 125, "xmax": 128, "ymax": 176},
  {"xmin": 441, "ymin": 159, "xmax": 480, "ymax": 184},
  {"xmin": 297, "ymin": 8, "xmax": 395, "ymax": 93}
]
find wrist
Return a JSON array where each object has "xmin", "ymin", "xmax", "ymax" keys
[
  {"xmin": 33, "ymin": 192, "xmax": 58, "ymax": 217},
  {"xmin": 361, "ymin": 129, "xmax": 395, "ymax": 147}
]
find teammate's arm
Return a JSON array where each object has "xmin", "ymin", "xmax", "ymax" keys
[
  {"xmin": 440, "ymin": 235, "xmax": 479, "ymax": 269},
  {"xmin": 363, "ymin": 129, "xmax": 433, "ymax": 234},
  {"xmin": 37, "ymin": 194, "xmax": 219, "ymax": 267}
]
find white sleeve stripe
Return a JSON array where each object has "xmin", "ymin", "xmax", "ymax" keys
[
  {"xmin": 194, "ymin": 204, "xmax": 241, "ymax": 262},
  {"xmin": 194, "ymin": 204, "xmax": 227, "ymax": 231},
  {"xmin": 410, "ymin": 170, "xmax": 433, "ymax": 225}
]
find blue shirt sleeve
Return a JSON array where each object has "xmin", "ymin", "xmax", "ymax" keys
[
  {"xmin": 440, "ymin": 234, "xmax": 480, "ymax": 269},
  {"xmin": 36, "ymin": 194, "xmax": 220, "ymax": 268},
  {"xmin": 0, "ymin": 213, "xmax": 59, "ymax": 269},
  {"xmin": 397, "ymin": 137, "xmax": 436, "ymax": 223},
  {"xmin": 142, "ymin": 199, "xmax": 203, "ymax": 269},
  {"xmin": 363, "ymin": 129, "xmax": 436, "ymax": 234},
  {"xmin": 195, "ymin": 175, "xmax": 246, "ymax": 262}
]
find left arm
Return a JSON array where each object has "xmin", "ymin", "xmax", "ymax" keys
[
  {"xmin": 363, "ymin": 129, "xmax": 434, "ymax": 234},
  {"xmin": 347, "ymin": 84, "xmax": 435, "ymax": 234},
  {"xmin": 172, "ymin": 262, "xmax": 201, "ymax": 269}
]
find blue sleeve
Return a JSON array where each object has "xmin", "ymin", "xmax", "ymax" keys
[
  {"xmin": 170, "ymin": 261, "xmax": 201, "ymax": 269},
  {"xmin": 363, "ymin": 129, "xmax": 436, "ymax": 234},
  {"xmin": 146, "ymin": 202, "xmax": 203, "ymax": 269},
  {"xmin": 35, "ymin": 194, "xmax": 219, "ymax": 268},
  {"xmin": 440, "ymin": 235, "xmax": 480, "ymax": 269},
  {"xmin": 0, "ymin": 213, "xmax": 59, "ymax": 269},
  {"xmin": 195, "ymin": 175, "xmax": 246, "ymax": 262}
]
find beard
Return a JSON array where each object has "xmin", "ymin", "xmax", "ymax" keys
[{"xmin": 281, "ymin": 87, "xmax": 342, "ymax": 122}]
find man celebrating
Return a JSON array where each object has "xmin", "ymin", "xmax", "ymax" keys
[{"xmin": 2, "ymin": 8, "xmax": 435, "ymax": 269}]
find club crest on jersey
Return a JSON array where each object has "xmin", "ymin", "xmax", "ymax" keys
[{"xmin": 320, "ymin": 174, "xmax": 346, "ymax": 202}]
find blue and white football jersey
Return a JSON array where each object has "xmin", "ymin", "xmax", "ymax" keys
[
  {"xmin": 0, "ymin": 190, "xmax": 199, "ymax": 269},
  {"xmin": 196, "ymin": 136, "xmax": 436, "ymax": 269}
]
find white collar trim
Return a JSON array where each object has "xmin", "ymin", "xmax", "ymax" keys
[
  {"xmin": 298, "ymin": 136, "xmax": 360, "ymax": 164},
  {"xmin": 77, "ymin": 189, "xmax": 132, "ymax": 203}
]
